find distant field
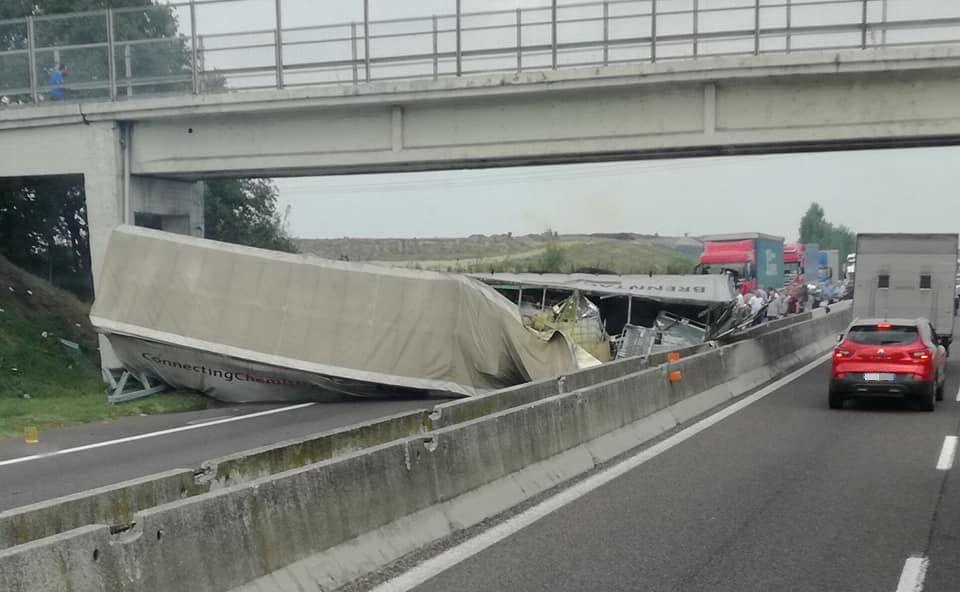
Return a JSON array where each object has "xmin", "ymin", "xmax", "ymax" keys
[
  {"xmin": 296, "ymin": 234, "xmax": 701, "ymax": 274},
  {"xmin": 451, "ymin": 241, "xmax": 696, "ymax": 275}
]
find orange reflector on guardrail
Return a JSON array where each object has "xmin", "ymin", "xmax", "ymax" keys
[
  {"xmin": 23, "ymin": 426, "xmax": 38, "ymax": 444},
  {"xmin": 668, "ymin": 371, "xmax": 682, "ymax": 383},
  {"xmin": 667, "ymin": 352, "xmax": 681, "ymax": 362}
]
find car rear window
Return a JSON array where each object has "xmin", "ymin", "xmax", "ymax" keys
[{"xmin": 846, "ymin": 325, "xmax": 918, "ymax": 346}]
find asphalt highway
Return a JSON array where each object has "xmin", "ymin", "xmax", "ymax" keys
[
  {"xmin": 0, "ymin": 397, "xmax": 441, "ymax": 511},
  {"xmin": 404, "ymin": 356, "xmax": 960, "ymax": 592}
]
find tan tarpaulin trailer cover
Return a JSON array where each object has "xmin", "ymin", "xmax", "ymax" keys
[{"xmin": 90, "ymin": 227, "xmax": 579, "ymax": 402}]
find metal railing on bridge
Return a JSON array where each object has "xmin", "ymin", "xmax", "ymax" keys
[{"xmin": 1, "ymin": 0, "xmax": 959, "ymax": 107}]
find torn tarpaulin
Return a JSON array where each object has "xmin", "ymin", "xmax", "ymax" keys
[{"xmin": 90, "ymin": 226, "xmax": 581, "ymax": 402}]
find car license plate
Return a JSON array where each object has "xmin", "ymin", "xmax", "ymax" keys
[{"xmin": 864, "ymin": 373, "xmax": 895, "ymax": 382}]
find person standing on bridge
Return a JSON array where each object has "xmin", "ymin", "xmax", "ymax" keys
[{"xmin": 48, "ymin": 64, "xmax": 68, "ymax": 101}]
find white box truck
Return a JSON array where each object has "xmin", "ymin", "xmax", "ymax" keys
[{"xmin": 853, "ymin": 233, "xmax": 959, "ymax": 350}]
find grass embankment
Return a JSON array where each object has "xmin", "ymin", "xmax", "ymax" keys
[
  {"xmin": 0, "ymin": 256, "xmax": 206, "ymax": 439},
  {"xmin": 455, "ymin": 241, "xmax": 697, "ymax": 275}
]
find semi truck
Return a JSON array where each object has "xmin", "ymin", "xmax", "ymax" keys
[
  {"xmin": 697, "ymin": 233, "xmax": 785, "ymax": 291},
  {"xmin": 852, "ymin": 233, "xmax": 959, "ymax": 350},
  {"xmin": 784, "ymin": 243, "xmax": 822, "ymax": 285},
  {"xmin": 783, "ymin": 244, "xmax": 803, "ymax": 285}
]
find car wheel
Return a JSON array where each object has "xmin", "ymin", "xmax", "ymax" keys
[
  {"xmin": 829, "ymin": 391, "xmax": 845, "ymax": 410},
  {"xmin": 919, "ymin": 387, "xmax": 936, "ymax": 412},
  {"xmin": 936, "ymin": 379, "xmax": 945, "ymax": 402}
]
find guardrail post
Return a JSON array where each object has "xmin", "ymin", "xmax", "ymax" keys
[
  {"xmin": 27, "ymin": 16, "xmax": 38, "ymax": 104},
  {"xmin": 516, "ymin": 8, "xmax": 523, "ymax": 71},
  {"xmin": 124, "ymin": 44, "xmax": 133, "ymax": 97},
  {"xmin": 197, "ymin": 35, "xmax": 205, "ymax": 92},
  {"xmin": 364, "ymin": 0, "xmax": 371, "ymax": 81},
  {"xmin": 786, "ymin": 0, "xmax": 792, "ymax": 53},
  {"xmin": 351, "ymin": 22, "xmax": 359, "ymax": 83},
  {"xmin": 433, "ymin": 15, "xmax": 440, "ymax": 78},
  {"xmin": 602, "ymin": 1, "xmax": 609, "ymax": 65},
  {"xmin": 274, "ymin": 0, "xmax": 284, "ymax": 88},
  {"xmin": 650, "ymin": 0, "xmax": 657, "ymax": 62},
  {"xmin": 551, "ymin": 0, "xmax": 558, "ymax": 69},
  {"xmin": 106, "ymin": 8, "xmax": 117, "ymax": 100},
  {"xmin": 455, "ymin": 0, "xmax": 462, "ymax": 76},
  {"xmin": 753, "ymin": 0, "xmax": 760, "ymax": 55},
  {"xmin": 190, "ymin": 0, "xmax": 199, "ymax": 94},
  {"xmin": 692, "ymin": 0, "xmax": 698, "ymax": 57},
  {"xmin": 861, "ymin": 0, "xmax": 869, "ymax": 48},
  {"xmin": 881, "ymin": 0, "xmax": 888, "ymax": 45}
]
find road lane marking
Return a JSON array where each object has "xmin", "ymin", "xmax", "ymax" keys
[
  {"xmin": 936, "ymin": 436, "xmax": 957, "ymax": 471},
  {"xmin": 0, "ymin": 403, "xmax": 315, "ymax": 469},
  {"xmin": 955, "ymin": 381, "xmax": 960, "ymax": 402},
  {"xmin": 895, "ymin": 556, "xmax": 928, "ymax": 592},
  {"xmin": 369, "ymin": 354, "xmax": 831, "ymax": 592}
]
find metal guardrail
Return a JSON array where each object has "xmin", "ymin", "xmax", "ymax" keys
[{"xmin": 1, "ymin": 0, "xmax": 959, "ymax": 107}]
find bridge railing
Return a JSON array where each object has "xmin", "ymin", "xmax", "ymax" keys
[{"xmin": 2, "ymin": 0, "xmax": 960, "ymax": 108}]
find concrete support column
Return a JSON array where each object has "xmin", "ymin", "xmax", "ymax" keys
[
  {"xmin": 129, "ymin": 176, "xmax": 205, "ymax": 237},
  {"xmin": 80, "ymin": 124, "xmax": 125, "ymax": 374}
]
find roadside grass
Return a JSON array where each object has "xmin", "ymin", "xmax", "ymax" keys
[{"xmin": 0, "ymin": 256, "xmax": 208, "ymax": 440}]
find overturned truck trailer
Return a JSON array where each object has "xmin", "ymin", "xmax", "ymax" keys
[{"xmin": 90, "ymin": 227, "xmax": 579, "ymax": 403}]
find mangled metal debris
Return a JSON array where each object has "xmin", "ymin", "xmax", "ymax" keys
[
  {"xmin": 526, "ymin": 292, "xmax": 611, "ymax": 362},
  {"xmin": 616, "ymin": 312, "xmax": 709, "ymax": 359}
]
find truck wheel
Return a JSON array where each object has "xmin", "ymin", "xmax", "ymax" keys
[{"xmin": 829, "ymin": 391, "xmax": 845, "ymax": 410}]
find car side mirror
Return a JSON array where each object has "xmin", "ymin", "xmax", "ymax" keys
[{"xmin": 836, "ymin": 333, "xmax": 844, "ymax": 344}]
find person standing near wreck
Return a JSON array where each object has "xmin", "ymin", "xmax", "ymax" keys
[{"xmin": 766, "ymin": 289, "xmax": 782, "ymax": 321}]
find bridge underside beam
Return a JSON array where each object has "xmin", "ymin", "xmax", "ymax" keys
[{"xmin": 121, "ymin": 58, "xmax": 960, "ymax": 180}]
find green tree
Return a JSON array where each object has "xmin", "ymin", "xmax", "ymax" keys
[
  {"xmin": 798, "ymin": 202, "xmax": 855, "ymax": 261},
  {"xmin": 0, "ymin": 0, "xmax": 192, "ymax": 102},
  {"xmin": 0, "ymin": 176, "xmax": 93, "ymax": 299},
  {"xmin": 203, "ymin": 179, "xmax": 297, "ymax": 253},
  {"xmin": 539, "ymin": 243, "xmax": 568, "ymax": 273}
]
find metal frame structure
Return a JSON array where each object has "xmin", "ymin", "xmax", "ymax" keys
[
  {"xmin": 104, "ymin": 368, "xmax": 169, "ymax": 404},
  {"xmin": 0, "ymin": 0, "xmax": 944, "ymax": 106}
]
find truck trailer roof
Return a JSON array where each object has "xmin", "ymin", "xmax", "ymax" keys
[{"xmin": 699, "ymin": 233, "xmax": 784, "ymax": 242}]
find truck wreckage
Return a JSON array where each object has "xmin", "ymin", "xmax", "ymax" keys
[
  {"xmin": 469, "ymin": 272, "xmax": 750, "ymax": 360},
  {"xmin": 91, "ymin": 227, "xmax": 581, "ymax": 403},
  {"xmin": 92, "ymin": 228, "xmax": 761, "ymax": 404}
]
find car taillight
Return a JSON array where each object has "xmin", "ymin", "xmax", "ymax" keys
[
  {"xmin": 910, "ymin": 349, "xmax": 932, "ymax": 361},
  {"xmin": 834, "ymin": 348, "xmax": 851, "ymax": 360}
]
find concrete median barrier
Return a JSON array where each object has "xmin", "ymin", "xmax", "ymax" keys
[
  {"xmin": 0, "ymin": 309, "xmax": 851, "ymax": 591},
  {"xmin": 0, "ymin": 469, "xmax": 202, "ymax": 551}
]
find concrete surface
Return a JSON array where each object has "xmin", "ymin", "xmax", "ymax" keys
[
  {"xmin": 0, "ymin": 311, "xmax": 849, "ymax": 591},
  {"xmin": 407, "ymin": 357, "xmax": 960, "ymax": 592}
]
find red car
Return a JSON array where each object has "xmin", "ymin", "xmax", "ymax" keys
[{"xmin": 830, "ymin": 318, "xmax": 947, "ymax": 411}]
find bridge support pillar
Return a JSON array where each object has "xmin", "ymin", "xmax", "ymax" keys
[{"xmin": 75, "ymin": 126, "xmax": 204, "ymax": 377}]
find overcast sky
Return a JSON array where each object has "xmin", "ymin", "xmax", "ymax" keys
[
  {"xmin": 175, "ymin": 0, "xmax": 960, "ymax": 241},
  {"xmin": 274, "ymin": 147, "xmax": 960, "ymax": 241}
]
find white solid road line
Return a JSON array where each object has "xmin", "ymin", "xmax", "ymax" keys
[
  {"xmin": 895, "ymin": 556, "xmax": 929, "ymax": 592},
  {"xmin": 369, "ymin": 354, "xmax": 831, "ymax": 592},
  {"xmin": 0, "ymin": 402, "xmax": 315, "ymax": 469},
  {"xmin": 936, "ymin": 436, "xmax": 958, "ymax": 471}
]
